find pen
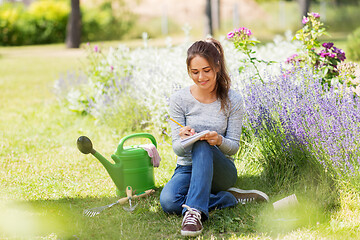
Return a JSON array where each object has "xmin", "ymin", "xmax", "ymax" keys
[{"xmin": 169, "ymin": 118, "xmax": 185, "ymax": 128}]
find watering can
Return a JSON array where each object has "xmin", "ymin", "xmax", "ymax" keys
[{"xmin": 77, "ymin": 133, "xmax": 156, "ymax": 197}]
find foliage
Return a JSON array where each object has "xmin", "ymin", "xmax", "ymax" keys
[
  {"xmin": 81, "ymin": 1, "xmax": 136, "ymax": 42},
  {"xmin": 324, "ymin": 3, "xmax": 360, "ymax": 33},
  {"xmin": 0, "ymin": 1, "xmax": 69, "ymax": 45},
  {"xmin": 0, "ymin": 3, "xmax": 26, "ymax": 45},
  {"xmin": 227, "ymin": 27, "xmax": 274, "ymax": 83},
  {"xmin": 347, "ymin": 26, "xmax": 360, "ymax": 61},
  {"xmin": 282, "ymin": 12, "xmax": 358, "ymax": 93},
  {"xmin": 0, "ymin": 0, "xmax": 135, "ymax": 46},
  {"xmin": 27, "ymin": 0, "xmax": 70, "ymax": 44}
]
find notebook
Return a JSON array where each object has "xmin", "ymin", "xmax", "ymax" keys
[{"xmin": 181, "ymin": 130, "xmax": 210, "ymax": 149}]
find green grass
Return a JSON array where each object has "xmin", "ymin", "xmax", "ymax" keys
[{"xmin": 1, "ymin": 42, "xmax": 360, "ymax": 239}]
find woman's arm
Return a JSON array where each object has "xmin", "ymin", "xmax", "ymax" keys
[
  {"xmin": 218, "ymin": 93, "xmax": 245, "ymax": 156},
  {"xmin": 169, "ymin": 93, "xmax": 188, "ymax": 156}
]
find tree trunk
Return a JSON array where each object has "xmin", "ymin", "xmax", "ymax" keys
[
  {"xmin": 298, "ymin": 0, "xmax": 311, "ymax": 19},
  {"xmin": 204, "ymin": 0, "xmax": 213, "ymax": 37},
  {"xmin": 211, "ymin": 0, "xmax": 220, "ymax": 32},
  {"xmin": 66, "ymin": 0, "xmax": 82, "ymax": 48}
]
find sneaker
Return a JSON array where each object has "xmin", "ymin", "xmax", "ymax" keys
[
  {"xmin": 181, "ymin": 204, "xmax": 203, "ymax": 237},
  {"xmin": 227, "ymin": 187, "xmax": 269, "ymax": 204}
]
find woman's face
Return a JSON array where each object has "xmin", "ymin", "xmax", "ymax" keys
[{"xmin": 189, "ymin": 55, "xmax": 217, "ymax": 92}]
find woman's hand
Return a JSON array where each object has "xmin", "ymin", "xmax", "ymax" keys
[
  {"xmin": 200, "ymin": 131, "xmax": 222, "ymax": 146},
  {"xmin": 179, "ymin": 126, "xmax": 195, "ymax": 139}
]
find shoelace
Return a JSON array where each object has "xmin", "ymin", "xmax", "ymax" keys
[
  {"xmin": 182, "ymin": 204, "xmax": 202, "ymax": 226},
  {"xmin": 239, "ymin": 197, "xmax": 255, "ymax": 204}
]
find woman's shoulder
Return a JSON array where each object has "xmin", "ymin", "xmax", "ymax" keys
[
  {"xmin": 170, "ymin": 86, "xmax": 191, "ymax": 104},
  {"xmin": 171, "ymin": 86, "xmax": 190, "ymax": 99}
]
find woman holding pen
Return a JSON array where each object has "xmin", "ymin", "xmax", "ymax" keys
[{"xmin": 160, "ymin": 38, "xmax": 269, "ymax": 237}]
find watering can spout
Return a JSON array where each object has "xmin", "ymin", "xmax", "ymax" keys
[
  {"xmin": 77, "ymin": 136, "xmax": 113, "ymax": 167},
  {"xmin": 77, "ymin": 136, "xmax": 96, "ymax": 155},
  {"xmin": 77, "ymin": 136, "xmax": 123, "ymax": 192}
]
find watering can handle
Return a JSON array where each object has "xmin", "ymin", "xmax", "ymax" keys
[{"xmin": 117, "ymin": 133, "xmax": 157, "ymax": 152}]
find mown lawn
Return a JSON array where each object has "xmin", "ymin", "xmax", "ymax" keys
[{"xmin": 1, "ymin": 42, "xmax": 360, "ymax": 240}]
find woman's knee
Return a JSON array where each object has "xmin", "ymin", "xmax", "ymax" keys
[
  {"xmin": 192, "ymin": 141, "xmax": 213, "ymax": 161},
  {"xmin": 192, "ymin": 140, "xmax": 211, "ymax": 152}
]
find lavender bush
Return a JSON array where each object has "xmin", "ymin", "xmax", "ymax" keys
[{"xmin": 242, "ymin": 64, "xmax": 360, "ymax": 186}]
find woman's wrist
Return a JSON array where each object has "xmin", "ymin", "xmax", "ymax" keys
[{"xmin": 217, "ymin": 135, "xmax": 223, "ymax": 146}]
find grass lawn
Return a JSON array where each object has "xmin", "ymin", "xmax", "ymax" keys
[{"xmin": 1, "ymin": 41, "xmax": 360, "ymax": 239}]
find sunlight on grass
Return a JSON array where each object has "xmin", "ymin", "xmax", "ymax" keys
[{"xmin": 0, "ymin": 201, "xmax": 76, "ymax": 239}]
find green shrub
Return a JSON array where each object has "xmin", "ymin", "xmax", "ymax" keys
[
  {"xmin": 0, "ymin": 1, "xmax": 69, "ymax": 46},
  {"xmin": 81, "ymin": 2, "xmax": 136, "ymax": 42},
  {"xmin": 347, "ymin": 27, "xmax": 360, "ymax": 61},
  {"xmin": 27, "ymin": 0, "xmax": 70, "ymax": 44},
  {"xmin": 0, "ymin": 0, "xmax": 135, "ymax": 46},
  {"xmin": 0, "ymin": 3, "xmax": 26, "ymax": 45},
  {"xmin": 324, "ymin": 4, "xmax": 360, "ymax": 33}
]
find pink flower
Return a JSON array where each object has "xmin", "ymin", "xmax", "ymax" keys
[
  {"xmin": 110, "ymin": 66, "xmax": 114, "ymax": 71},
  {"xmin": 234, "ymin": 27, "xmax": 252, "ymax": 37},
  {"xmin": 94, "ymin": 45, "xmax": 99, "ymax": 52},
  {"xmin": 302, "ymin": 17, "xmax": 309, "ymax": 24},
  {"xmin": 311, "ymin": 12, "xmax": 320, "ymax": 18},
  {"xmin": 227, "ymin": 31, "xmax": 235, "ymax": 39},
  {"xmin": 285, "ymin": 53, "xmax": 299, "ymax": 64},
  {"xmin": 245, "ymin": 28, "xmax": 252, "ymax": 36},
  {"xmin": 236, "ymin": 27, "xmax": 244, "ymax": 33}
]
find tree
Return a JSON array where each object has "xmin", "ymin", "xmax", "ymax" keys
[
  {"xmin": 204, "ymin": 0, "xmax": 221, "ymax": 37},
  {"xmin": 205, "ymin": 0, "xmax": 213, "ymax": 36},
  {"xmin": 66, "ymin": 0, "xmax": 81, "ymax": 48}
]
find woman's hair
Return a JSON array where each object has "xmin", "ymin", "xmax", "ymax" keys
[{"xmin": 186, "ymin": 38, "xmax": 231, "ymax": 113}]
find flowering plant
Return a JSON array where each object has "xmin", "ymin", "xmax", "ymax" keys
[
  {"xmin": 227, "ymin": 27, "xmax": 273, "ymax": 83},
  {"xmin": 291, "ymin": 12, "xmax": 347, "ymax": 88},
  {"xmin": 317, "ymin": 42, "xmax": 346, "ymax": 85}
]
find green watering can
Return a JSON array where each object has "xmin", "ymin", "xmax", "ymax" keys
[{"xmin": 77, "ymin": 133, "xmax": 156, "ymax": 197}]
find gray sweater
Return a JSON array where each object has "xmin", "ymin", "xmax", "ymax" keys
[{"xmin": 169, "ymin": 86, "xmax": 245, "ymax": 166}]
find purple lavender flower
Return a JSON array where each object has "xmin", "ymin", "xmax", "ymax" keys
[{"xmin": 242, "ymin": 64, "xmax": 360, "ymax": 177}]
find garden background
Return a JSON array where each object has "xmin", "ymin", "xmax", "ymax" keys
[{"xmin": 1, "ymin": 0, "xmax": 360, "ymax": 239}]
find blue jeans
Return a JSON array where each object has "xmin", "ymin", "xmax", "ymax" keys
[{"xmin": 160, "ymin": 141, "xmax": 238, "ymax": 219}]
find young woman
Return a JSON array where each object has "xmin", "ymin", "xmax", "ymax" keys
[{"xmin": 160, "ymin": 38, "xmax": 269, "ymax": 237}]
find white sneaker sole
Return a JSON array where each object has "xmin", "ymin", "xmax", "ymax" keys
[
  {"xmin": 227, "ymin": 187, "xmax": 269, "ymax": 202},
  {"xmin": 181, "ymin": 229, "xmax": 203, "ymax": 237}
]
